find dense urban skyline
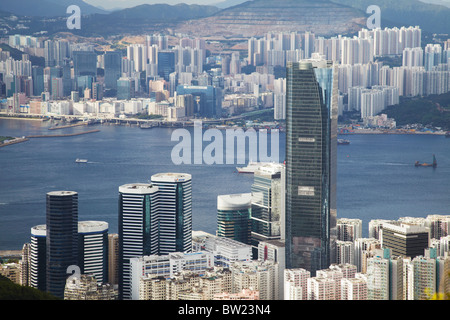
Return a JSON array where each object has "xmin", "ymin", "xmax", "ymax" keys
[{"xmin": 0, "ymin": 0, "xmax": 449, "ymax": 305}]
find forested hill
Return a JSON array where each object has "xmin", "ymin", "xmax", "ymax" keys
[{"xmin": 383, "ymin": 92, "xmax": 450, "ymax": 130}]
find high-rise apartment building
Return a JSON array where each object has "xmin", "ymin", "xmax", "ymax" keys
[
  {"xmin": 336, "ymin": 218, "xmax": 362, "ymax": 242},
  {"xmin": 46, "ymin": 191, "xmax": 79, "ymax": 299},
  {"xmin": 285, "ymin": 59, "xmax": 338, "ymax": 275},
  {"xmin": 108, "ymin": 233, "xmax": 119, "ymax": 286}
]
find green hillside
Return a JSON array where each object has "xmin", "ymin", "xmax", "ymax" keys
[
  {"xmin": 383, "ymin": 92, "xmax": 450, "ymax": 130},
  {"xmin": 0, "ymin": 275, "xmax": 59, "ymax": 300}
]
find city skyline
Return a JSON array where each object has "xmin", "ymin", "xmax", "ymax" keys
[{"xmin": 1, "ymin": 0, "xmax": 450, "ymax": 303}]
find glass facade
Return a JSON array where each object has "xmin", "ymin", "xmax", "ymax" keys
[
  {"xmin": 45, "ymin": 191, "xmax": 79, "ymax": 299},
  {"xmin": 73, "ymin": 51, "xmax": 97, "ymax": 78},
  {"xmin": 251, "ymin": 164, "xmax": 284, "ymax": 256},
  {"xmin": 104, "ymin": 51, "xmax": 122, "ymax": 90},
  {"xmin": 217, "ymin": 193, "xmax": 252, "ymax": 245},
  {"xmin": 118, "ymin": 183, "xmax": 159, "ymax": 300},
  {"xmin": 285, "ymin": 60, "xmax": 338, "ymax": 275},
  {"xmin": 176, "ymin": 84, "xmax": 221, "ymax": 118}
]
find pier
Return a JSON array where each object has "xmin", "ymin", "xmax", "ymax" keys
[{"xmin": 26, "ymin": 129, "xmax": 100, "ymax": 138}]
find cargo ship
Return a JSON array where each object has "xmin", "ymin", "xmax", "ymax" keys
[{"xmin": 415, "ymin": 154, "xmax": 437, "ymax": 168}]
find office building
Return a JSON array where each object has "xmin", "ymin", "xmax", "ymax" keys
[
  {"xmin": 251, "ymin": 163, "xmax": 285, "ymax": 254},
  {"xmin": 46, "ymin": 191, "xmax": 79, "ymax": 299},
  {"xmin": 381, "ymin": 223, "xmax": 429, "ymax": 258},
  {"xmin": 285, "ymin": 59, "xmax": 338, "ymax": 275},
  {"xmin": 157, "ymin": 51, "xmax": 175, "ymax": 81},
  {"xmin": 118, "ymin": 183, "xmax": 159, "ymax": 300},
  {"xmin": 150, "ymin": 173, "xmax": 193, "ymax": 255},
  {"xmin": 32, "ymin": 66, "xmax": 44, "ymax": 97},
  {"xmin": 117, "ymin": 77, "xmax": 135, "ymax": 100},
  {"xmin": 104, "ymin": 51, "xmax": 122, "ymax": 90},
  {"xmin": 30, "ymin": 224, "xmax": 47, "ymax": 292},
  {"xmin": 176, "ymin": 84, "xmax": 221, "ymax": 118},
  {"xmin": 73, "ymin": 51, "xmax": 97, "ymax": 79},
  {"xmin": 217, "ymin": 193, "xmax": 252, "ymax": 245},
  {"xmin": 192, "ymin": 231, "xmax": 252, "ymax": 268},
  {"xmin": 78, "ymin": 221, "xmax": 109, "ymax": 285}
]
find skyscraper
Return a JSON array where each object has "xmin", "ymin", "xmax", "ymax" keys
[
  {"xmin": 150, "ymin": 173, "xmax": 192, "ymax": 255},
  {"xmin": 73, "ymin": 51, "xmax": 97, "ymax": 79},
  {"xmin": 118, "ymin": 183, "xmax": 159, "ymax": 300},
  {"xmin": 157, "ymin": 51, "xmax": 175, "ymax": 81},
  {"xmin": 104, "ymin": 51, "xmax": 122, "ymax": 90},
  {"xmin": 217, "ymin": 193, "xmax": 252, "ymax": 245},
  {"xmin": 285, "ymin": 59, "xmax": 338, "ymax": 275},
  {"xmin": 30, "ymin": 225, "xmax": 47, "ymax": 292},
  {"xmin": 251, "ymin": 163, "xmax": 285, "ymax": 255},
  {"xmin": 78, "ymin": 221, "xmax": 109, "ymax": 285},
  {"xmin": 46, "ymin": 191, "xmax": 79, "ymax": 299}
]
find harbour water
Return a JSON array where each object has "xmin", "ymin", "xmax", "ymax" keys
[{"xmin": 1, "ymin": 118, "xmax": 449, "ymax": 250}]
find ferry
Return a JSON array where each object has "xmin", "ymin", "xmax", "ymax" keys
[
  {"xmin": 236, "ymin": 161, "xmax": 273, "ymax": 173},
  {"xmin": 338, "ymin": 139, "xmax": 350, "ymax": 145},
  {"xmin": 75, "ymin": 158, "xmax": 88, "ymax": 163}
]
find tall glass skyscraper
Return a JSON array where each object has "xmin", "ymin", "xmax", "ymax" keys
[
  {"xmin": 150, "ymin": 173, "xmax": 192, "ymax": 255},
  {"xmin": 46, "ymin": 191, "xmax": 79, "ymax": 299},
  {"xmin": 104, "ymin": 51, "xmax": 122, "ymax": 90},
  {"xmin": 251, "ymin": 163, "xmax": 285, "ymax": 256},
  {"xmin": 118, "ymin": 183, "xmax": 159, "ymax": 300},
  {"xmin": 285, "ymin": 59, "xmax": 338, "ymax": 275}
]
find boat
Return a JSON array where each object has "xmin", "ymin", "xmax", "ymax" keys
[
  {"xmin": 445, "ymin": 132, "xmax": 450, "ymax": 138},
  {"xmin": 140, "ymin": 123, "xmax": 155, "ymax": 129},
  {"xmin": 236, "ymin": 161, "xmax": 272, "ymax": 173},
  {"xmin": 75, "ymin": 158, "xmax": 88, "ymax": 163},
  {"xmin": 338, "ymin": 139, "xmax": 350, "ymax": 145},
  {"xmin": 415, "ymin": 154, "xmax": 437, "ymax": 168}
]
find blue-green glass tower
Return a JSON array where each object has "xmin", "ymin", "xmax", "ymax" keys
[{"xmin": 285, "ymin": 60, "xmax": 338, "ymax": 275}]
